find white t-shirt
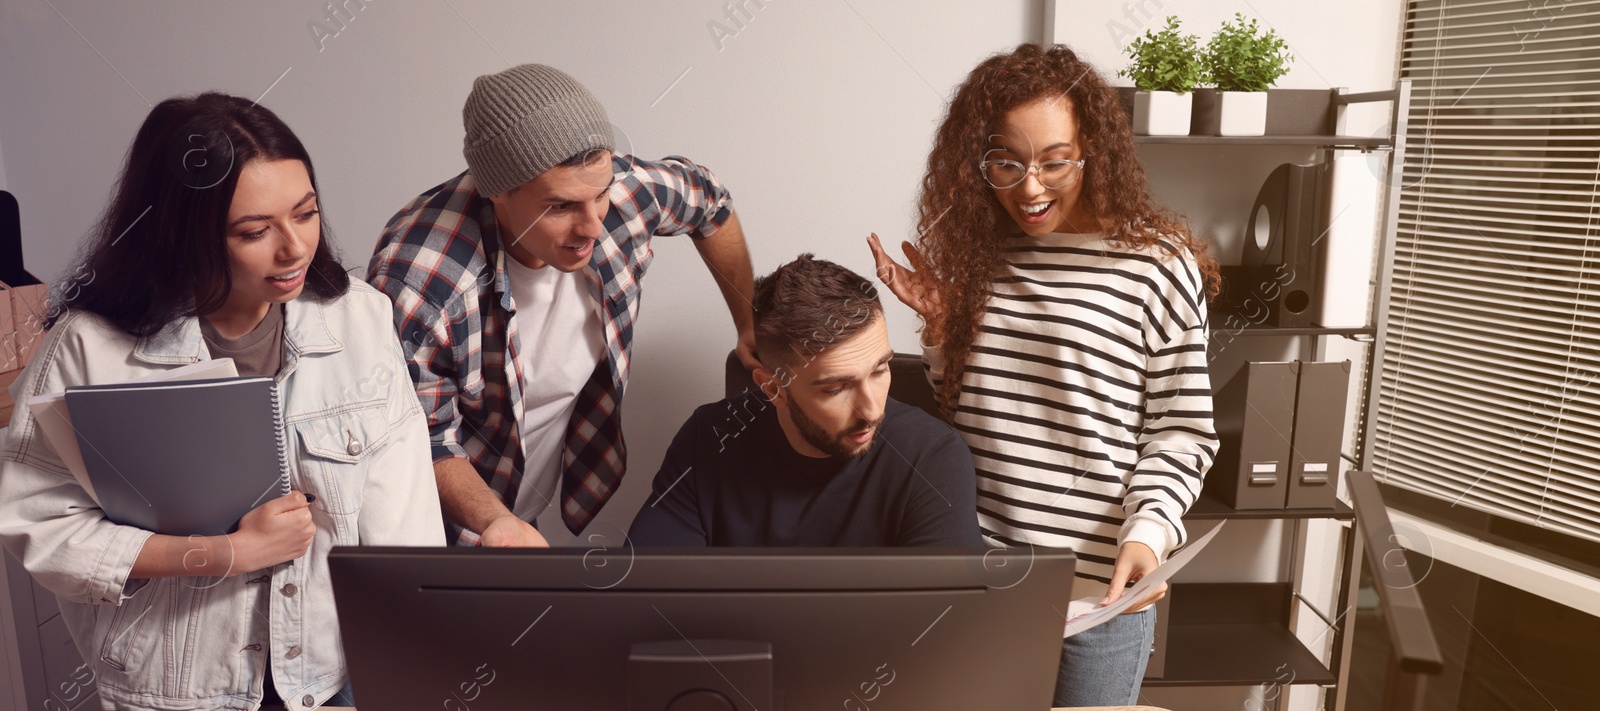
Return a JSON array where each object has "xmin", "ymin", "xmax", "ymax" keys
[{"xmin": 504, "ymin": 255, "xmax": 606, "ymax": 522}]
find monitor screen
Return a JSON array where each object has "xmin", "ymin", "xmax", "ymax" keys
[{"xmin": 329, "ymin": 547, "xmax": 1074, "ymax": 710}]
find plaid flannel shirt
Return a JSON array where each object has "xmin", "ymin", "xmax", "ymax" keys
[{"xmin": 368, "ymin": 155, "xmax": 733, "ymax": 543}]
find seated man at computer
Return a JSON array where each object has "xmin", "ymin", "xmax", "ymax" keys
[{"xmin": 629, "ymin": 254, "xmax": 981, "ymax": 547}]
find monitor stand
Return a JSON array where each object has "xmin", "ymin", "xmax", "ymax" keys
[{"xmin": 629, "ymin": 640, "xmax": 773, "ymax": 711}]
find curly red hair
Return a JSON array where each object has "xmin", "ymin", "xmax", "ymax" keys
[{"xmin": 917, "ymin": 43, "xmax": 1221, "ymax": 416}]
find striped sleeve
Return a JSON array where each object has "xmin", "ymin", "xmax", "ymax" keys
[
  {"xmin": 922, "ymin": 339, "xmax": 946, "ymax": 397},
  {"xmin": 1120, "ymin": 250, "xmax": 1217, "ymax": 559}
]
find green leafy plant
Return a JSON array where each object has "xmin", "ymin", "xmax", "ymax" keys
[
  {"xmin": 1205, "ymin": 13, "xmax": 1293, "ymax": 92},
  {"xmin": 1118, "ymin": 16, "xmax": 1205, "ymax": 93}
]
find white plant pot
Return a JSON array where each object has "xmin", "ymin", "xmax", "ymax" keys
[
  {"xmin": 1133, "ymin": 91, "xmax": 1193, "ymax": 136},
  {"xmin": 1218, "ymin": 90, "xmax": 1269, "ymax": 136}
]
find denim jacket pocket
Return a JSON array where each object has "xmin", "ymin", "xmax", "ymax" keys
[
  {"xmin": 294, "ymin": 401, "xmax": 392, "ymax": 518},
  {"xmin": 97, "ymin": 582, "xmax": 169, "ymax": 686}
]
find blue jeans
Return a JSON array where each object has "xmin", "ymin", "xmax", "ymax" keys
[
  {"xmin": 261, "ymin": 673, "xmax": 355, "ymax": 708},
  {"xmin": 1053, "ymin": 606, "xmax": 1156, "ymax": 707},
  {"xmin": 326, "ymin": 681, "xmax": 356, "ymax": 706}
]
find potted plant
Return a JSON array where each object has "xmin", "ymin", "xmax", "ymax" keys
[
  {"xmin": 1200, "ymin": 13, "xmax": 1292, "ymax": 136},
  {"xmin": 1119, "ymin": 16, "xmax": 1205, "ymax": 136}
]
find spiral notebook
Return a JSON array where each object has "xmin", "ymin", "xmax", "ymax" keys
[
  {"xmin": 28, "ymin": 358, "xmax": 240, "ymax": 505},
  {"xmin": 63, "ymin": 375, "xmax": 289, "ymax": 536}
]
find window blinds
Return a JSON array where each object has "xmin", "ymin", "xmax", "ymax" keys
[{"xmin": 1375, "ymin": 0, "xmax": 1600, "ymax": 542}]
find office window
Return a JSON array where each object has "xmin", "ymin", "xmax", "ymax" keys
[{"xmin": 1374, "ymin": 0, "xmax": 1600, "ymax": 543}]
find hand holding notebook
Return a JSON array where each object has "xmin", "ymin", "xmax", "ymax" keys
[{"xmin": 230, "ymin": 490, "xmax": 317, "ymax": 572}]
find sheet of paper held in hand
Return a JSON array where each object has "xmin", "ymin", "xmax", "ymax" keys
[{"xmin": 1063, "ymin": 521, "xmax": 1226, "ymax": 638}]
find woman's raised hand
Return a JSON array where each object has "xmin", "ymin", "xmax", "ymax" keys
[{"xmin": 868, "ymin": 233, "xmax": 944, "ymax": 327}]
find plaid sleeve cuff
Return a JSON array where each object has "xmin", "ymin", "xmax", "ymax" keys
[
  {"xmin": 691, "ymin": 204, "xmax": 734, "ymax": 240},
  {"xmin": 431, "ymin": 441, "xmax": 468, "ymax": 464}
]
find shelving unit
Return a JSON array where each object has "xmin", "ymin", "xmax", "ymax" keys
[
  {"xmin": 1208, "ymin": 325, "xmax": 1376, "ymax": 339},
  {"xmin": 1137, "ymin": 135, "xmax": 1388, "ymax": 148},
  {"xmin": 1125, "ymin": 82, "xmax": 1411, "ymax": 711},
  {"xmin": 1148, "ymin": 583, "xmax": 1340, "ymax": 688},
  {"xmin": 1186, "ymin": 491, "xmax": 1354, "ymax": 521},
  {"xmin": 1152, "ymin": 501, "xmax": 1355, "ymax": 692}
]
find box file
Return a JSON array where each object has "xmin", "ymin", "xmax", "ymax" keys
[
  {"xmin": 1286, "ymin": 360, "xmax": 1352, "ymax": 509},
  {"xmin": 1211, "ymin": 361, "xmax": 1298, "ymax": 509}
]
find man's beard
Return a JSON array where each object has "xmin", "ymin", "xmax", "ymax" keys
[{"xmin": 786, "ymin": 396, "xmax": 884, "ymax": 459}]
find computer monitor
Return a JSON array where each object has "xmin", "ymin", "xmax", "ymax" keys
[{"xmin": 329, "ymin": 547, "xmax": 1074, "ymax": 710}]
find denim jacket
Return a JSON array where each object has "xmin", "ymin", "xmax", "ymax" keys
[{"xmin": 0, "ymin": 281, "xmax": 445, "ymax": 711}]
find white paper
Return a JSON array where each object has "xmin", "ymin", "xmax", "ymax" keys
[
  {"xmin": 27, "ymin": 358, "xmax": 239, "ymax": 506},
  {"xmin": 1063, "ymin": 522, "xmax": 1226, "ymax": 638}
]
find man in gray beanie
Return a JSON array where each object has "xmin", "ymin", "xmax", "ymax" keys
[{"xmin": 369, "ymin": 64, "xmax": 757, "ymax": 547}]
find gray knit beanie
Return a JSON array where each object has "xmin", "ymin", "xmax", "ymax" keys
[{"xmin": 462, "ymin": 64, "xmax": 613, "ymax": 197}]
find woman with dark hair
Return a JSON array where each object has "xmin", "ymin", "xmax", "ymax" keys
[
  {"xmin": 870, "ymin": 44, "xmax": 1220, "ymax": 705},
  {"xmin": 0, "ymin": 92, "xmax": 443, "ymax": 710}
]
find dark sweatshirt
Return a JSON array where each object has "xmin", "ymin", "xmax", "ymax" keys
[{"xmin": 629, "ymin": 394, "xmax": 983, "ymax": 548}]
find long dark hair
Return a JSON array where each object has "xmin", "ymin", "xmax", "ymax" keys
[
  {"xmin": 917, "ymin": 44, "xmax": 1221, "ymax": 416},
  {"xmin": 54, "ymin": 92, "xmax": 348, "ymax": 337}
]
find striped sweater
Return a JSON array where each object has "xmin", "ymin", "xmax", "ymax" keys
[{"xmin": 925, "ymin": 231, "xmax": 1217, "ymax": 597}]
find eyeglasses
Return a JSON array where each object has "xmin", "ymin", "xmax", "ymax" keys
[{"xmin": 978, "ymin": 157, "xmax": 1085, "ymax": 190}]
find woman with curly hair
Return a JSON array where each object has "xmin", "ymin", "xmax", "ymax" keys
[{"xmin": 869, "ymin": 43, "xmax": 1220, "ymax": 705}]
